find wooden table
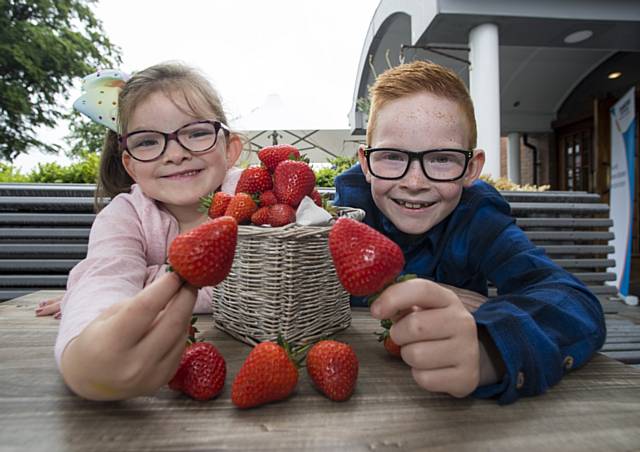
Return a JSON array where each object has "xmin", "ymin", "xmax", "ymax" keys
[{"xmin": 2, "ymin": 291, "xmax": 640, "ymax": 452}]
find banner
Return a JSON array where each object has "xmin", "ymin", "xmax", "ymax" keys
[{"xmin": 609, "ymin": 87, "xmax": 636, "ymax": 297}]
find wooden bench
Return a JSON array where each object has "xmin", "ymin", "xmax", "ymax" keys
[{"xmin": 0, "ymin": 184, "xmax": 621, "ymax": 301}]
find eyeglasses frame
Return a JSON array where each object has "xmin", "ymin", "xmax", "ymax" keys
[
  {"xmin": 119, "ymin": 120, "xmax": 230, "ymax": 162},
  {"xmin": 363, "ymin": 147, "xmax": 474, "ymax": 182}
]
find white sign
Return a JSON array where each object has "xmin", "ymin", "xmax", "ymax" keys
[{"xmin": 609, "ymin": 87, "xmax": 636, "ymax": 297}]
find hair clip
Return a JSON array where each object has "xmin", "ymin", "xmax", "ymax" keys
[{"xmin": 73, "ymin": 69, "xmax": 130, "ymax": 132}]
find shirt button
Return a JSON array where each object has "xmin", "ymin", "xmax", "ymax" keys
[
  {"xmin": 563, "ymin": 355, "xmax": 574, "ymax": 370},
  {"xmin": 516, "ymin": 371, "xmax": 525, "ymax": 389}
]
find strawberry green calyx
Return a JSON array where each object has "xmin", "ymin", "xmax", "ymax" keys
[{"xmin": 365, "ymin": 273, "xmax": 417, "ymax": 307}]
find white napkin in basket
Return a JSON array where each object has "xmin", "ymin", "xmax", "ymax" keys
[{"xmin": 295, "ymin": 196, "xmax": 333, "ymax": 226}]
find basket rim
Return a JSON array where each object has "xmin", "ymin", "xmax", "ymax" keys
[{"xmin": 236, "ymin": 206, "xmax": 365, "ymax": 237}]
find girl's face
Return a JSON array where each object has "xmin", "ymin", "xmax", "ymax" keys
[
  {"xmin": 359, "ymin": 91, "xmax": 484, "ymax": 235},
  {"xmin": 122, "ymin": 90, "xmax": 242, "ymax": 219}
]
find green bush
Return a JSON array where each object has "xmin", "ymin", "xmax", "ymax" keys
[
  {"xmin": 314, "ymin": 156, "xmax": 358, "ymax": 187},
  {"xmin": 0, "ymin": 151, "xmax": 100, "ymax": 184},
  {"xmin": 0, "ymin": 162, "xmax": 30, "ymax": 182}
]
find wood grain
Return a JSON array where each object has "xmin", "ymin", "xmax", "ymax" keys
[{"xmin": 1, "ymin": 291, "xmax": 639, "ymax": 452}]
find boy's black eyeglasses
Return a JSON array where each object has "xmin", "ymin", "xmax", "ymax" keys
[
  {"xmin": 120, "ymin": 120, "xmax": 230, "ymax": 162},
  {"xmin": 363, "ymin": 147, "xmax": 474, "ymax": 182}
]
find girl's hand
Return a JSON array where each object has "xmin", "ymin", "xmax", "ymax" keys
[
  {"xmin": 370, "ymin": 279, "xmax": 482, "ymax": 398},
  {"xmin": 35, "ymin": 295, "xmax": 63, "ymax": 319},
  {"xmin": 60, "ymin": 272, "xmax": 197, "ymax": 401}
]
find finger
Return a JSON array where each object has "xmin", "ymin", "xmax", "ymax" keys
[
  {"xmin": 370, "ymin": 279, "xmax": 457, "ymax": 321},
  {"xmin": 411, "ymin": 366, "xmax": 477, "ymax": 398},
  {"xmin": 112, "ymin": 272, "xmax": 187, "ymax": 343},
  {"xmin": 390, "ymin": 308, "xmax": 458, "ymax": 344},
  {"xmin": 35, "ymin": 301, "xmax": 61, "ymax": 317},
  {"xmin": 400, "ymin": 338, "xmax": 465, "ymax": 370},
  {"xmin": 138, "ymin": 284, "xmax": 198, "ymax": 356}
]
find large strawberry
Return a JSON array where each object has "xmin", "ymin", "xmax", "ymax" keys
[
  {"xmin": 306, "ymin": 340, "xmax": 358, "ymax": 401},
  {"xmin": 328, "ymin": 218, "xmax": 405, "ymax": 296},
  {"xmin": 169, "ymin": 342, "xmax": 226, "ymax": 401},
  {"xmin": 231, "ymin": 340, "xmax": 299, "ymax": 409},
  {"xmin": 273, "ymin": 160, "xmax": 316, "ymax": 208},
  {"xmin": 235, "ymin": 166, "xmax": 273, "ymax": 195},
  {"xmin": 224, "ymin": 193, "xmax": 258, "ymax": 224},
  {"xmin": 258, "ymin": 144, "xmax": 301, "ymax": 173},
  {"xmin": 168, "ymin": 216, "xmax": 238, "ymax": 287},
  {"xmin": 200, "ymin": 192, "xmax": 233, "ymax": 219}
]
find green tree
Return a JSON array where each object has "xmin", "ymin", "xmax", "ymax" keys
[
  {"xmin": 64, "ymin": 110, "xmax": 107, "ymax": 156},
  {"xmin": 0, "ymin": 0, "xmax": 121, "ymax": 161}
]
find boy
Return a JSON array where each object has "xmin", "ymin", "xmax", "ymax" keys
[{"xmin": 334, "ymin": 60, "xmax": 606, "ymax": 404}]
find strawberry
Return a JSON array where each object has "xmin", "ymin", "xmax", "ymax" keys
[
  {"xmin": 169, "ymin": 342, "xmax": 226, "ymax": 401},
  {"xmin": 168, "ymin": 216, "xmax": 238, "ymax": 287},
  {"xmin": 383, "ymin": 335, "xmax": 402, "ymax": 358},
  {"xmin": 259, "ymin": 190, "xmax": 278, "ymax": 207},
  {"xmin": 306, "ymin": 340, "xmax": 358, "ymax": 401},
  {"xmin": 328, "ymin": 218, "xmax": 405, "ymax": 296},
  {"xmin": 250, "ymin": 206, "xmax": 271, "ymax": 226},
  {"xmin": 258, "ymin": 144, "xmax": 301, "ymax": 173},
  {"xmin": 231, "ymin": 340, "xmax": 299, "ymax": 408},
  {"xmin": 201, "ymin": 192, "xmax": 233, "ymax": 219},
  {"xmin": 273, "ymin": 160, "xmax": 316, "ymax": 208},
  {"xmin": 267, "ymin": 203, "xmax": 296, "ymax": 227},
  {"xmin": 310, "ymin": 189, "xmax": 322, "ymax": 207},
  {"xmin": 235, "ymin": 166, "xmax": 273, "ymax": 195},
  {"xmin": 225, "ymin": 193, "xmax": 258, "ymax": 224},
  {"xmin": 377, "ymin": 320, "xmax": 401, "ymax": 358}
]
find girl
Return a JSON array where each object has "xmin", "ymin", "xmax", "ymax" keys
[{"xmin": 49, "ymin": 62, "xmax": 242, "ymax": 400}]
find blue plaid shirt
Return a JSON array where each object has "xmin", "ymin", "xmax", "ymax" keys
[{"xmin": 334, "ymin": 164, "xmax": 606, "ymax": 404}]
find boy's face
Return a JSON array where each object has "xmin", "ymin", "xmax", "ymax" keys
[{"xmin": 359, "ymin": 91, "xmax": 484, "ymax": 235}]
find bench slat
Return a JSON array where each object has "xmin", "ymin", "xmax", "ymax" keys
[
  {"xmin": 0, "ymin": 275, "xmax": 68, "ymax": 287},
  {"xmin": 0, "ymin": 244, "xmax": 88, "ymax": 258},
  {"xmin": 525, "ymin": 231, "xmax": 614, "ymax": 241},
  {"xmin": 0, "ymin": 259, "xmax": 80, "ymax": 272},
  {"xmin": 0, "ymin": 196, "xmax": 95, "ymax": 212},
  {"xmin": 541, "ymin": 245, "xmax": 614, "ymax": 255},
  {"xmin": 0, "ymin": 228, "xmax": 91, "ymax": 240},
  {"xmin": 0, "ymin": 213, "xmax": 96, "ymax": 226},
  {"xmin": 509, "ymin": 202, "xmax": 609, "ymax": 214},
  {"xmin": 516, "ymin": 218, "xmax": 613, "ymax": 228}
]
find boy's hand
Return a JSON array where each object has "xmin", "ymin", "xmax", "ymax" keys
[
  {"xmin": 369, "ymin": 278, "xmax": 481, "ymax": 398},
  {"xmin": 60, "ymin": 272, "xmax": 197, "ymax": 401}
]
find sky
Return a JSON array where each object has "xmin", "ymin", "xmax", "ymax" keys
[{"xmin": 14, "ymin": 0, "xmax": 380, "ymax": 171}]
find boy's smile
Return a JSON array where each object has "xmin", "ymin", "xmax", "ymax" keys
[{"xmin": 359, "ymin": 91, "xmax": 484, "ymax": 236}]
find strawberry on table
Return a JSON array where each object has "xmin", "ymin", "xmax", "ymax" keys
[
  {"xmin": 169, "ymin": 342, "xmax": 226, "ymax": 401},
  {"xmin": 306, "ymin": 340, "xmax": 358, "ymax": 401},
  {"xmin": 328, "ymin": 218, "xmax": 405, "ymax": 296},
  {"xmin": 235, "ymin": 166, "xmax": 273, "ymax": 195},
  {"xmin": 273, "ymin": 160, "xmax": 316, "ymax": 208},
  {"xmin": 168, "ymin": 216, "xmax": 238, "ymax": 287},
  {"xmin": 258, "ymin": 144, "xmax": 301, "ymax": 173},
  {"xmin": 231, "ymin": 340, "xmax": 299, "ymax": 409}
]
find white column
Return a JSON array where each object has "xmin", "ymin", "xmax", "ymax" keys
[
  {"xmin": 469, "ymin": 23, "xmax": 501, "ymax": 178},
  {"xmin": 507, "ymin": 132, "xmax": 521, "ymax": 184}
]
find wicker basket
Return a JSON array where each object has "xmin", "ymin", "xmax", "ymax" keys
[{"xmin": 211, "ymin": 207, "xmax": 365, "ymax": 345}]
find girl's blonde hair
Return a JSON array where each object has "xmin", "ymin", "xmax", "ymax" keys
[
  {"xmin": 95, "ymin": 62, "xmax": 229, "ymax": 210},
  {"xmin": 366, "ymin": 60, "xmax": 477, "ymax": 149}
]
